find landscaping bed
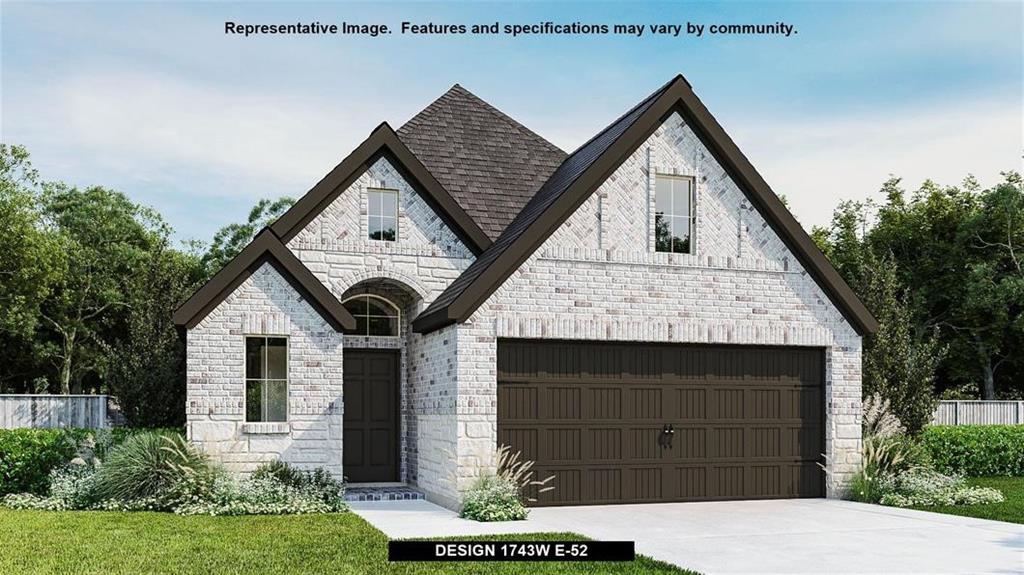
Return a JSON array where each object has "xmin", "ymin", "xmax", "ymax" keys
[
  {"xmin": 910, "ymin": 476, "xmax": 1024, "ymax": 524},
  {"xmin": 0, "ymin": 508, "xmax": 693, "ymax": 574}
]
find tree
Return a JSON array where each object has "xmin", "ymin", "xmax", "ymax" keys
[
  {"xmin": 37, "ymin": 185, "xmax": 164, "ymax": 393},
  {"xmin": 858, "ymin": 249, "xmax": 945, "ymax": 433},
  {"xmin": 0, "ymin": 145, "xmax": 64, "ymax": 338},
  {"xmin": 105, "ymin": 240, "xmax": 203, "ymax": 426},
  {"xmin": 948, "ymin": 173, "xmax": 1024, "ymax": 398},
  {"xmin": 201, "ymin": 197, "xmax": 293, "ymax": 278}
]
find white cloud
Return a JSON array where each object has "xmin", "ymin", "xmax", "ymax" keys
[
  {"xmin": 728, "ymin": 97, "xmax": 1023, "ymax": 228},
  {"xmin": 9, "ymin": 70, "xmax": 377, "ymax": 198}
]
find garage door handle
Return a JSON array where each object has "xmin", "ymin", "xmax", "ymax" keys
[{"xmin": 658, "ymin": 424, "xmax": 675, "ymax": 449}]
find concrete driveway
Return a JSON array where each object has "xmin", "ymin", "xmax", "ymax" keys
[{"xmin": 351, "ymin": 498, "xmax": 1024, "ymax": 574}]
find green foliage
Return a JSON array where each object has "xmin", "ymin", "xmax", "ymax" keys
[
  {"xmin": 175, "ymin": 473, "xmax": 347, "ymax": 516},
  {"xmin": 251, "ymin": 460, "xmax": 346, "ymax": 508},
  {"xmin": 876, "ymin": 469, "xmax": 1004, "ymax": 507},
  {"xmin": 846, "ymin": 435, "xmax": 927, "ymax": 503},
  {"xmin": 0, "ymin": 429, "xmax": 88, "ymax": 495},
  {"xmin": 460, "ymin": 475, "xmax": 528, "ymax": 522},
  {"xmin": 201, "ymin": 197, "xmax": 294, "ymax": 278},
  {"xmin": 921, "ymin": 425, "xmax": 1024, "ymax": 477},
  {"xmin": 816, "ymin": 173, "xmax": 1024, "ymax": 400},
  {"xmin": 104, "ymin": 240, "xmax": 201, "ymax": 427},
  {"xmin": 858, "ymin": 250, "xmax": 945, "ymax": 433},
  {"xmin": 91, "ymin": 431, "xmax": 217, "ymax": 509}
]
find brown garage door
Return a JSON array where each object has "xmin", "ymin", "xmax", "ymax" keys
[{"xmin": 497, "ymin": 340, "xmax": 824, "ymax": 506}]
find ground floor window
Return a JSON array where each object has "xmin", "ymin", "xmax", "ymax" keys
[{"xmin": 245, "ymin": 336, "xmax": 288, "ymax": 422}]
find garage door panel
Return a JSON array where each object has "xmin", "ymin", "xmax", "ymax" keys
[{"xmin": 498, "ymin": 341, "xmax": 824, "ymax": 506}]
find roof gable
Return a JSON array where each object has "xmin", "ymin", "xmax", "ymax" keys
[
  {"xmin": 412, "ymin": 76, "xmax": 878, "ymax": 336},
  {"xmin": 270, "ymin": 123, "xmax": 491, "ymax": 254},
  {"xmin": 173, "ymin": 229, "xmax": 356, "ymax": 331},
  {"xmin": 397, "ymin": 85, "xmax": 567, "ymax": 240}
]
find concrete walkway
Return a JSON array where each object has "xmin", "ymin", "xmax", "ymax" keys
[{"xmin": 351, "ymin": 498, "xmax": 1024, "ymax": 574}]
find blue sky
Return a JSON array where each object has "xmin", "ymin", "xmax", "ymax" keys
[{"xmin": 2, "ymin": 1, "xmax": 1021, "ymax": 245}]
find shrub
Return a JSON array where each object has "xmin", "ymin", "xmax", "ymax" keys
[
  {"xmin": 176, "ymin": 473, "xmax": 347, "ymax": 516},
  {"xmin": 251, "ymin": 460, "xmax": 345, "ymax": 508},
  {"xmin": 876, "ymin": 469, "xmax": 1005, "ymax": 507},
  {"xmin": 0, "ymin": 429, "xmax": 89, "ymax": 495},
  {"xmin": 91, "ymin": 431, "xmax": 217, "ymax": 509},
  {"xmin": 460, "ymin": 475, "xmax": 527, "ymax": 522},
  {"xmin": 921, "ymin": 425, "xmax": 1024, "ymax": 477}
]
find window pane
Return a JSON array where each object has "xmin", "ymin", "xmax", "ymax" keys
[
  {"xmin": 655, "ymin": 177, "xmax": 672, "ymax": 216},
  {"xmin": 368, "ymin": 316, "xmax": 397, "ymax": 336},
  {"xmin": 246, "ymin": 379, "xmax": 262, "ymax": 422},
  {"xmin": 674, "ymin": 179, "xmax": 691, "ymax": 219},
  {"xmin": 266, "ymin": 338, "xmax": 287, "ymax": 380},
  {"xmin": 344, "ymin": 297, "xmax": 368, "ymax": 317},
  {"xmin": 655, "ymin": 214, "xmax": 672, "ymax": 252},
  {"xmin": 378, "ymin": 217, "xmax": 396, "ymax": 241},
  {"xmin": 354, "ymin": 315, "xmax": 369, "ymax": 336},
  {"xmin": 370, "ymin": 190, "xmax": 383, "ymax": 214},
  {"xmin": 264, "ymin": 380, "xmax": 288, "ymax": 422},
  {"xmin": 245, "ymin": 338, "xmax": 264, "ymax": 379},
  {"xmin": 369, "ymin": 216, "xmax": 385, "ymax": 240},
  {"xmin": 380, "ymin": 190, "xmax": 397, "ymax": 218},
  {"xmin": 366, "ymin": 297, "xmax": 397, "ymax": 318},
  {"xmin": 671, "ymin": 217, "xmax": 691, "ymax": 253}
]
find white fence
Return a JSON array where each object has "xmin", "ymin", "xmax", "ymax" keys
[
  {"xmin": 933, "ymin": 400, "xmax": 1024, "ymax": 426},
  {"xmin": 0, "ymin": 394, "xmax": 109, "ymax": 429}
]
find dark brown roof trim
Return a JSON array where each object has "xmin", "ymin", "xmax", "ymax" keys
[
  {"xmin": 270, "ymin": 123, "xmax": 491, "ymax": 255},
  {"xmin": 413, "ymin": 75, "xmax": 878, "ymax": 336},
  {"xmin": 172, "ymin": 229, "xmax": 356, "ymax": 331}
]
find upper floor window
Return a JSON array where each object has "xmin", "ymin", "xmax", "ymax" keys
[
  {"xmin": 654, "ymin": 174, "xmax": 694, "ymax": 254},
  {"xmin": 368, "ymin": 188, "xmax": 398, "ymax": 241},
  {"xmin": 342, "ymin": 294, "xmax": 400, "ymax": 336},
  {"xmin": 245, "ymin": 336, "xmax": 287, "ymax": 422}
]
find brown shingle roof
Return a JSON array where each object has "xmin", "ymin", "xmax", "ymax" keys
[{"xmin": 397, "ymin": 84, "xmax": 567, "ymax": 240}]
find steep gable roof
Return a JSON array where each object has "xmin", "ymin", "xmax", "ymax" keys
[
  {"xmin": 412, "ymin": 76, "xmax": 879, "ymax": 336},
  {"xmin": 173, "ymin": 229, "xmax": 356, "ymax": 331},
  {"xmin": 270, "ymin": 122, "xmax": 491, "ymax": 254},
  {"xmin": 397, "ymin": 84, "xmax": 567, "ymax": 240}
]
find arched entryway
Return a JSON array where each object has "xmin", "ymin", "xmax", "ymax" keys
[{"xmin": 338, "ymin": 278, "xmax": 420, "ymax": 484}]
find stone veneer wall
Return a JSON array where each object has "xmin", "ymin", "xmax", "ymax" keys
[
  {"xmin": 452, "ymin": 113, "xmax": 863, "ymax": 498},
  {"xmin": 186, "ymin": 263, "xmax": 345, "ymax": 474}
]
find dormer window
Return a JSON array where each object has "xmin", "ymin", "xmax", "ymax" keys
[
  {"xmin": 654, "ymin": 174, "xmax": 694, "ymax": 254},
  {"xmin": 368, "ymin": 188, "xmax": 398, "ymax": 241}
]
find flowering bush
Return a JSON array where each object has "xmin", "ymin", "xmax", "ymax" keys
[
  {"xmin": 460, "ymin": 475, "xmax": 527, "ymax": 522},
  {"xmin": 877, "ymin": 469, "xmax": 1005, "ymax": 508},
  {"xmin": 175, "ymin": 474, "xmax": 347, "ymax": 516}
]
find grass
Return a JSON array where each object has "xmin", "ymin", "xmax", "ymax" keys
[
  {"xmin": 0, "ymin": 509, "xmax": 695, "ymax": 574},
  {"xmin": 911, "ymin": 477, "xmax": 1024, "ymax": 524}
]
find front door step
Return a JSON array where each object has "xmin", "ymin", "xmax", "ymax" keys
[{"xmin": 345, "ymin": 485, "xmax": 425, "ymax": 502}]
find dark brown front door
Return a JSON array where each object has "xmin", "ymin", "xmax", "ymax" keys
[
  {"xmin": 343, "ymin": 349, "xmax": 399, "ymax": 482},
  {"xmin": 497, "ymin": 340, "xmax": 825, "ymax": 506}
]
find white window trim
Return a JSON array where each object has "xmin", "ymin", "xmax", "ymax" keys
[
  {"xmin": 367, "ymin": 187, "xmax": 399, "ymax": 243},
  {"xmin": 243, "ymin": 335, "xmax": 289, "ymax": 423},
  {"xmin": 653, "ymin": 173, "xmax": 696, "ymax": 255},
  {"xmin": 341, "ymin": 294, "xmax": 401, "ymax": 337}
]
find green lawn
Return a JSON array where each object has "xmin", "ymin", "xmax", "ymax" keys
[
  {"xmin": 911, "ymin": 477, "xmax": 1024, "ymax": 524},
  {"xmin": 0, "ymin": 509, "xmax": 694, "ymax": 574}
]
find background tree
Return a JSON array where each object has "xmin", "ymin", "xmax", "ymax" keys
[
  {"xmin": 201, "ymin": 197, "xmax": 294, "ymax": 278},
  {"xmin": 105, "ymin": 239, "xmax": 203, "ymax": 427},
  {"xmin": 36, "ymin": 185, "xmax": 164, "ymax": 393}
]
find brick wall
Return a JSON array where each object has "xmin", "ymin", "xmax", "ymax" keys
[
  {"xmin": 186, "ymin": 263, "xmax": 345, "ymax": 474},
  {"xmin": 455, "ymin": 112, "xmax": 862, "ymax": 497}
]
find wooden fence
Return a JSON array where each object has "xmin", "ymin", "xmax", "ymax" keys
[
  {"xmin": 933, "ymin": 400, "xmax": 1024, "ymax": 426},
  {"xmin": 0, "ymin": 395, "xmax": 109, "ymax": 429}
]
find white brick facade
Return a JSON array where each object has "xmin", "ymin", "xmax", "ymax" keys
[{"xmin": 187, "ymin": 112, "xmax": 862, "ymax": 505}]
